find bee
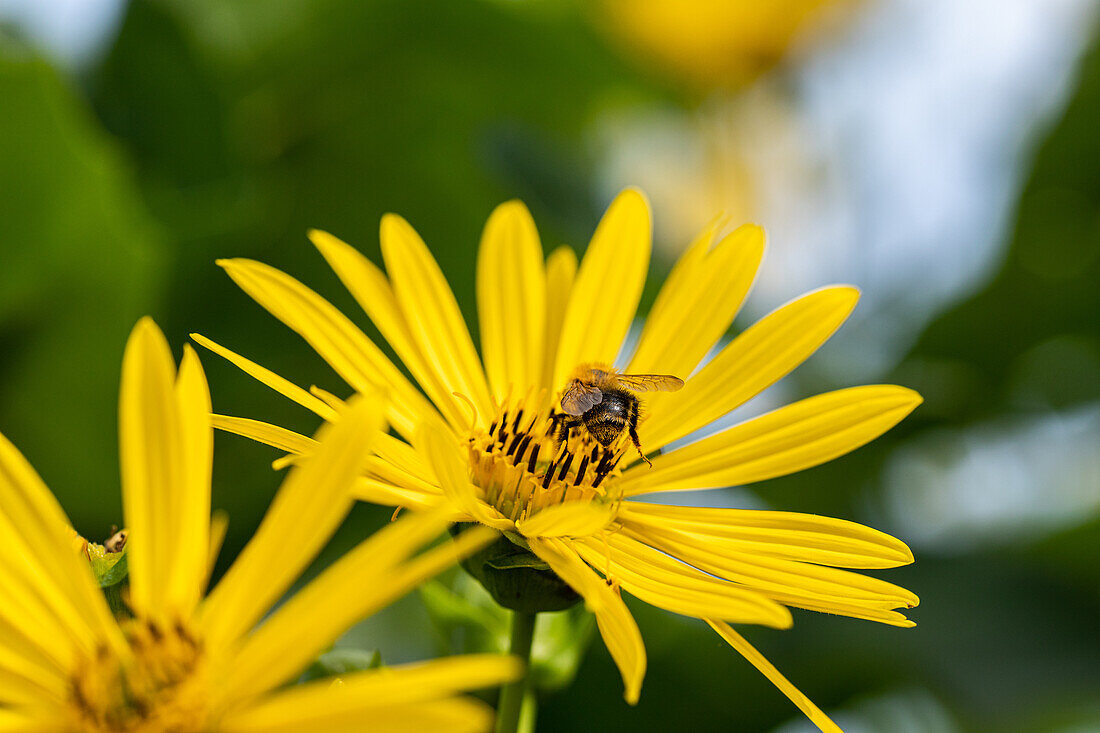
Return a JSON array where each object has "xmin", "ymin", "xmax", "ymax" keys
[{"xmin": 553, "ymin": 365, "xmax": 683, "ymax": 467}]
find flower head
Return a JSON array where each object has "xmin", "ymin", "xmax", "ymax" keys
[
  {"xmin": 0, "ymin": 318, "xmax": 518, "ymax": 733},
  {"xmin": 200, "ymin": 190, "xmax": 920, "ymax": 731}
]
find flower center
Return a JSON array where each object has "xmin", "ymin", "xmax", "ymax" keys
[
  {"xmin": 467, "ymin": 390, "xmax": 631, "ymax": 522},
  {"xmin": 69, "ymin": 617, "xmax": 209, "ymax": 733}
]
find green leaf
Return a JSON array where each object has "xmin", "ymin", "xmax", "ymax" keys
[
  {"xmin": 420, "ymin": 579, "xmax": 509, "ymax": 642},
  {"xmin": 0, "ymin": 55, "xmax": 165, "ymax": 534},
  {"xmin": 420, "ymin": 572, "xmax": 596, "ymax": 693},
  {"xmin": 300, "ymin": 648, "xmax": 383, "ymax": 683},
  {"xmin": 530, "ymin": 605, "xmax": 597, "ymax": 692}
]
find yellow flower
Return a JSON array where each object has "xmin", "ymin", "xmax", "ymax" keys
[
  {"xmin": 199, "ymin": 190, "xmax": 921, "ymax": 732},
  {"xmin": 0, "ymin": 318, "xmax": 518, "ymax": 733},
  {"xmin": 598, "ymin": 0, "xmax": 857, "ymax": 89}
]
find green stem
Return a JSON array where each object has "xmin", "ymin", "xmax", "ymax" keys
[
  {"xmin": 496, "ymin": 611, "xmax": 537, "ymax": 733},
  {"xmin": 518, "ymin": 688, "xmax": 538, "ymax": 733}
]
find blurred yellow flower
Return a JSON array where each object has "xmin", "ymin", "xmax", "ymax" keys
[
  {"xmin": 596, "ymin": 86, "xmax": 817, "ymax": 265},
  {"xmin": 599, "ymin": 0, "xmax": 856, "ymax": 88},
  {"xmin": 0, "ymin": 318, "xmax": 518, "ymax": 733},
  {"xmin": 200, "ymin": 190, "xmax": 920, "ymax": 732}
]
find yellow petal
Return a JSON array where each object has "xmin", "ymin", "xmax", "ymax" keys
[
  {"xmin": 220, "ymin": 656, "xmax": 520, "ymax": 733},
  {"xmin": 641, "ymin": 286, "xmax": 860, "ymax": 451},
  {"xmin": 308, "ymin": 385, "xmax": 346, "ymax": 413},
  {"xmin": 0, "ymin": 638, "xmax": 68, "ymax": 706},
  {"xmin": 618, "ymin": 502, "xmax": 914, "ymax": 569},
  {"xmin": 529, "ymin": 537, "xmax": 646, "ymax": 704},
  {"xmin": 120, "ymin": 317, "xmax": 198, "ymax": 618},
  {"xmin": 201, "ymin": 395, "xmax": 385, "ymax": 648},
  {"xmin": 380, "ymin": 214, "xmax": 494, "ymax": 423},
  {"xmin": 629, "ymin": 223, "xmax": 763, "ymax": 378},
  {"xmin": 553, "ymin": 189, "xmax": 651, "ymax": 388},
  {"xmin": 516, "ymin": 502, "xmax": 614, "ymax": 538},
  {"xmin": 211, "ymin": 414, "xmax": 318, "ymax": 456},
  {"xmin": 0, "ymin": 709, "xmax": 66, "ymax": 733},
  {"xmin": 170, "ymin": 344, "xmax": 213, "ymax": 614},
  {"xmin": 363, "ymin": 432, "xmax": 445, "ymax": 505},
  {"xmin": 224, "ymin": 699, "xmax": 496, "ymax": 733},
  {"xmin": 219, "ymin": 258, "xmax": 434, "ymax": 437},
  {"xmin": 623, "ymin": 523, "xmax": 917, "ymax": 626},
  {"xmin": 415, "ymin": 419, "xmax": 514, "ymax": 531},
  {"xmin": 542, "ymin": 245, "xmax": 577, "ymax": 390},
  {"xmin": 352, "ymin": 478, "xmax": 443, "ymax": 511},
  {"xmin": 573, "ymin": 534, "xmax": 791, "ymax": 627},
  {"xmin": 622, "ymin": 385, "xmax": 922, "ymax": 496},
  {"xmin": 0, "ymin": 535, "xmax": 87, "ymax": 678},
  {"xmin": 363, "ymin": 455, "xmax": 442, "ymax": 499},
  {"xmin": 205, "ymin": 509, "xmax": 229, "ymax": 594},
  {"xmin": 0, "ymin": 433, "xmax": 117, "ymax": 663},
  {"xmin": 190, "ymin": 333, "xmax": 337, "ymax": 421},
  {"xmin": 707, "ymin": 620, "xmax": 843, "ymax": 733},
  {"xmin": 309, "ymin": 229, "xmax": 470, "ymax": 430},
  {"xmin": 477, "ymin": 201, "xmax": 547, "ymax": 404},
  {"xmin": 373, "ymin": 432, "xmax": 436, "ymax": 484},
  {"xmin": 222, "ymin": 511, "xmax": 498, "ymax": 704}
]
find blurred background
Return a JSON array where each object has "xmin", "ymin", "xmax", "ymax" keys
[{"xmin": 1, "ymin": 0, "xmax": 1098, "ymax": 730}]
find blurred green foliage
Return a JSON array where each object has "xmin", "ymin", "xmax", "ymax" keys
[
  {"xmin": 0, "ymin": 50, "xmax": 164, "ymax": 531},
  {"xmin": 301, "ymin": 647, "xmax": 383, "ymax": 683},
  {"xmin": 421, "ymin": 573, "xmax": 596, "ymax": 692},
  {"xmin": 0, "ymin": 1, "xmax": 1097, "ymax": 731}
]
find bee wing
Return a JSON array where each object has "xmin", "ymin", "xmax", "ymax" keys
[
  {"xmin": 561, "ymin": 380, "xmax": 603, "ymax": 415},
  {"xmin": 615, "ymin": 373, "xmax": 685, "ymax": 393}
]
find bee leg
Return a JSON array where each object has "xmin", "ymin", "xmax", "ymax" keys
[
  {"xmin": 548, "ymin": 413, "xmax": 566, "ymax": 444},
  {"xmin": 628, "ymin": 425, "xmax": 652, "ymax": 468},
  {"xmin": 549, "ymin": 413, "xmax": 580, "ymax": 448}
]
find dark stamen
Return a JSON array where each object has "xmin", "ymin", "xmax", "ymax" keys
[
  {"xmin": 557, "ymin": 452, "xmax": 574, "ymax": 481},
  {"xmin": 514, "ymin": 435, "xmax": 532, "ymax": 465},
  {"xmin": 542, "ymin": 458, "xmax": 558, "ymax": 488},
  {"xmin": 573, "ymin": 455, "xmax": 590, "ymax": 485},
  {"xmin": 506, "ymin": 433, "xmax": 524, "ymax": 457},
  {"xmin": 591, "ymin": 449, "xmax": 619, "ymax": 490},
  {"xmin": 512, "ymin": 409, "xmax": 525, "ymax": 432},
  {"xmin": 489, "ymin": 420, "xmax": 498, "ymax": 437},
  {"xmin": 527, "ymin": 443, "xmax": 541, "ymax": 473}
]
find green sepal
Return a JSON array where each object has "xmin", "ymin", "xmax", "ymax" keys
[
  {"xmin": 451, "ymin": 524, "xmax": 580, "ymax": 613},
  {"xmin": 84, "ymin": 545, "xmax": 129, "ymax": 617},
  {"xmin": 485, "ymin": 553, "xmax": 551, "ymax": 572},
  {"xmin": 91, "ymin": 549, "xmax": 128, "ymax": 588}
]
